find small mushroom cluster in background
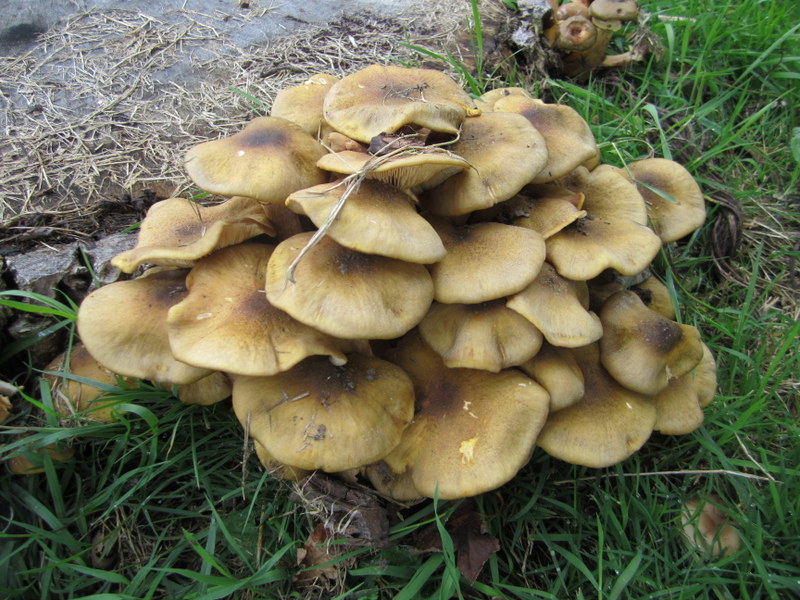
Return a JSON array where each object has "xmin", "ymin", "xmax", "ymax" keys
[
  {"xmin": 45, "ymin": 64, "xmax": 714, "ymax": 502},
  {"xmin": 545, "ymin": 0, "xmax": 643, "ymax": 77}
]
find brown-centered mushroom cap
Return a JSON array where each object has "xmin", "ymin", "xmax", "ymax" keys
[
  {"xmin": 269, "ymin": 73, "xmax": 339, "ymax": 138},
  {"xmin": 491, "ymin": 96, "xmax": 598, "ymax": 183},
  {"xmin": 681, "ymin": 495, "xmax": 741, "ymax": 558},
  {"xmin": 322, "ymin": 64, "xmax": 478, "ymax": 143},
  {"xmin": 78, "ymin": 268, "xmax": 212, "ymax": 385},
  {"xmin": 507, "ymin": 262, "xmax": 603, "ymax": 347},
  {"xmin": 599, "ymin": 290, "xmax": 705, "ymax": 395},
  {"xmin": 418, "ymin": 300, "xmax": 543, "ymax": 372},
  {"xmin": 232, "ymin": 353, "xmax": 415, "ymax": 472},
  {"xmin": 621, "ymin": 158, "xmax": 706, "ymax": 242},
  {"xmin": 429, "ymin": 220, "xmax": 546, "ymax": 304},
  {"xmin": 545, "ymin": 166, "xmax": 662, "ymax": 280},
  {"xmin": 535, "ymin": 343, "xmax": 656, "ymax": 468},
  {"xmin": 285, "ymin": 179, "xmax": 446, "ymax": 264},
  {"xmin": 167, "ymin": 243, "xmax": 359, "ymax": 376},
  {"xmin": 368, "ymin": 333, "xmax": 550, "ymax": 500},
  {"xmin": 423, "ymin": 111, "xmax": 549, "ymax": 216},
  {"xmin": 184, "ymin": 116, "xmax": 328, "ymax": 204},
  {"xmin": 111, "ymin": 196, "xmax": 276, "ymax": 274},
  {"xmin": 266, "ymin": 232, "xmax": 434, "ymax": 339}
]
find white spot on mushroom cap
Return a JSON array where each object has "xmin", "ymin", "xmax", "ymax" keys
[
  {"xmin": 237, "ymin": 150, "xmax": 246, "ymax": 157},
  {"xmin": 196, "ymin": 312, "xmax": 213, "ymax": 320}
]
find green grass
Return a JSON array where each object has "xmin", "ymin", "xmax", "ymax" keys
[{"xmin": 2, "ymin": 0, "xmax": 799, "ymax": 597}]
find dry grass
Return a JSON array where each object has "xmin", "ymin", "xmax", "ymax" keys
[{"xmin": 0, "ymin": 2, "xmax": 467, "ymax": 248}]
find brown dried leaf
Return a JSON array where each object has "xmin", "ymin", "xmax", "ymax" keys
[
  {"xmin": 412, "ymin": 500, "xmax": 500, "ymax": 583},
  {"xmin": 295, "ymin": 523, "xmax": 340, "ymax": 584}
]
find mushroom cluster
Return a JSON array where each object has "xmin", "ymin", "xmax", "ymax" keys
[
  {"xmin": 545, "ymin": 0, "xmax": 643, "ymax": 77},
  {"xmin": 67, "ymin": 64, "xmax": 714, "ymax": 501}
]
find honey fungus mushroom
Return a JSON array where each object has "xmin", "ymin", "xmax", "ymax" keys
[
  {"xmin": 322, "ymin": 64, "xmax": 479, "ymax": 143},
  {"xmin": 184, "ymin": 116, "xmax": 328, "ymax": 204},
  {"xmin": 266, "ymin": 233, "xmax": 435, "ymax": 340},
  {"xmin": 166, "ymin": 243, "xmax": 362, "ymax": 376},
  {"xmin": 232, "ymin": 353, "xmax": 415, "ymax": 472},
  {"xmin": 367, "ymin": 334, "xmax": 550, "ymax": 500}
]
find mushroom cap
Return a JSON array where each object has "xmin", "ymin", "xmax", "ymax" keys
[
  {"xmin": 476, "ymin": 86, "xmax": 533, "ymax": 112},
  {"xmin": 621, "ymin": 158, "xmax": 706, "ymax": 242},
  {"xmin": 535, "ymin": 343, "xmax": 656, "ymax": 468},
  {"xmin": 44, "ymin": 343, "xmax": 132, "ymax": 422},
  {"xmin": 78, "ymin": 268, "xmax": 212, "ymax": 385},
  {"xmin": 545, "ymin": 166, "xmax": 662, "ymax": 280},
  {"xmin": 588, "ymin": 272, "xmax": 676, "ymax": 319},
  {"xmin": 269, "ymin": 73, "xmax": 339, "ymax": 137},
  {"xmin": 492, "ymin": 96, "xmax": 598, "ymax": 183},
  {"xmin": 285, "ymin": 179, "xmax": 446, "ymax": 264},
  {"xmin": 322, "ymin": 64, "xmax": 478, "ymax": 143},
  {"xmin": 175, "ymin": 372, "xmax": 232, "ymax": 406},
  {"xmin": 653, "ymin": 342, "xmax": 716, "ymax": 434},
  {"xmin": 599, "ymin": 291, "xmax": 705, "ymax": 395},
  {"xmin": 252, "ymin": 439, "xmax": 312, "ymax": 481},
  {"xmin": 184, "ymin": 116, "xmax": 328, "ymax": 204},
  {"xmin": 316, "ymin": 149, "xmax": 470, "ymax": 192},
  {"xmin": 266, "ymin": 232, "xmax": 434, "ymax": 339},
  {"xmin": 418, "ymin": 300, "xmax": 543, "ymax": 372},
  {"xmin": 554, "ymin": 15, "xmax": 598, "ymax": 51},
  {"xmin": 507, "ymin": 262, "xmax": 603, "ymax": 347},
  {"xmin": 429, "ymin": 220, "xmax": 546, "ymax": 304},
  {"xmin": 231, "ymin": 353, "xmax": 415, "ymax": 472},
  {"xmin": 372, "ymin": 334, "xmax": 550, "ymax": 500},
  {"xmin": 167, "ymin": 243, "xmax": 359, "ymax": 376},
  {"xmin": 111, "ymin": 196, "xmax": 276, "ymax": 274},
  {"xmin": 590, "ymin": 0, "xmax": 639, "ymax": 21},
  {"xmin": 510, "ymin": 190, "xmax": 588, "ymax": 239},
  {"xmin": 518, "ymin": 343, "xmax": 585, "ymax": 412},
  {"xmin": 682, "ymin": 495, "xmax": 741, "ymax": 557},
  {"xmin": 423, "ymin": 111, "xmax": 549, "ymax": 216},
  {"xmin": 6, "ymin": 437, "xmax": 75, "ymax": 475}
]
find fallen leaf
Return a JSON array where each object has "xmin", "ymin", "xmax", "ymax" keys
[{"xmin": 413, "ymin": 500, "xmax": 500, "ymax": 583}]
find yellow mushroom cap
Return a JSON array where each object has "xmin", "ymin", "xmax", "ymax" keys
[
  {"xmin": 322, "ymin": 64, "xmax": 477, "ymax": 143},
  {"xmin": 599, "ymin": 291, "xmax": 705, "ymax": 395},
  {"xmin": 167, "ymin": 243, "xmax": 359, "ymax": 376},
  {"xmin": 44, "ymin": 343, "xmax": 132, "ymax": 422},
  {"xmin": 77, "ymin": 268, "xmax": 212, "ymax": 385},
  {"xmin": 285, "ymin": 179, "xmax": 446, "ymax": 264},
  {"xmin": 316, "ymin": 149, "xmax": 470, "ymax": 192},
  {"xmin": 535, "ymin": 343, "xmax": 656, "ymax": 468},
  {"xmin": 184, "ymin": 116, "xmax": 328, "ymax": 204},
  {"xmin": 111, "ymin": 196, "xmax": 276, "ymax": 274},
  {"xmin": 622, "ymin": 158, "xmax": 706, "ymax": 242},
  {"xmin": 371, "ymin": 333, "xmax": 550, "ymax": 500},
  {"xmin": 507, "ymin": 262, "xmax": 603, "ymax": 347},
  {"xmin": 476, "ymin": 87, "xmax": 533, "ymax": 112},
  {"xmin": 429, "ymin": 220, "xmax": 546, "ymax": 304},
  {"xmin": 424, "ymin": 111, "xmax": 549, "ymax": 216},
  {"xmin": 492, "ymin": 96, "xmax": 598, "ymax": 183},
  {"xmin": 265, "ymin": 233, "xmax": 434, "ymax": 339},
  {"xmin": 418, "ymin": 300, "xmax": 544, "ymax": 372},
  {"xmin": 518, "ymin": 343, "xmax": 585, "ymax": 412},
  {"xmin": 682, "ymin": 495, "xmax": 741, "ymax": 558},
  {"xmin": 545, "ymin": 166, "xmax": 662, "ymax": 280},
  {"xmin": 269, "ymin": 73, "xmax": 339, "ymax": 137},
  {"xmin": 653, "ymin": 342, "xmax": 716, "ymax": 434},
  {"xmin": 231, "ymin": 353, "xmax": 415, "ymax": 472}
]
